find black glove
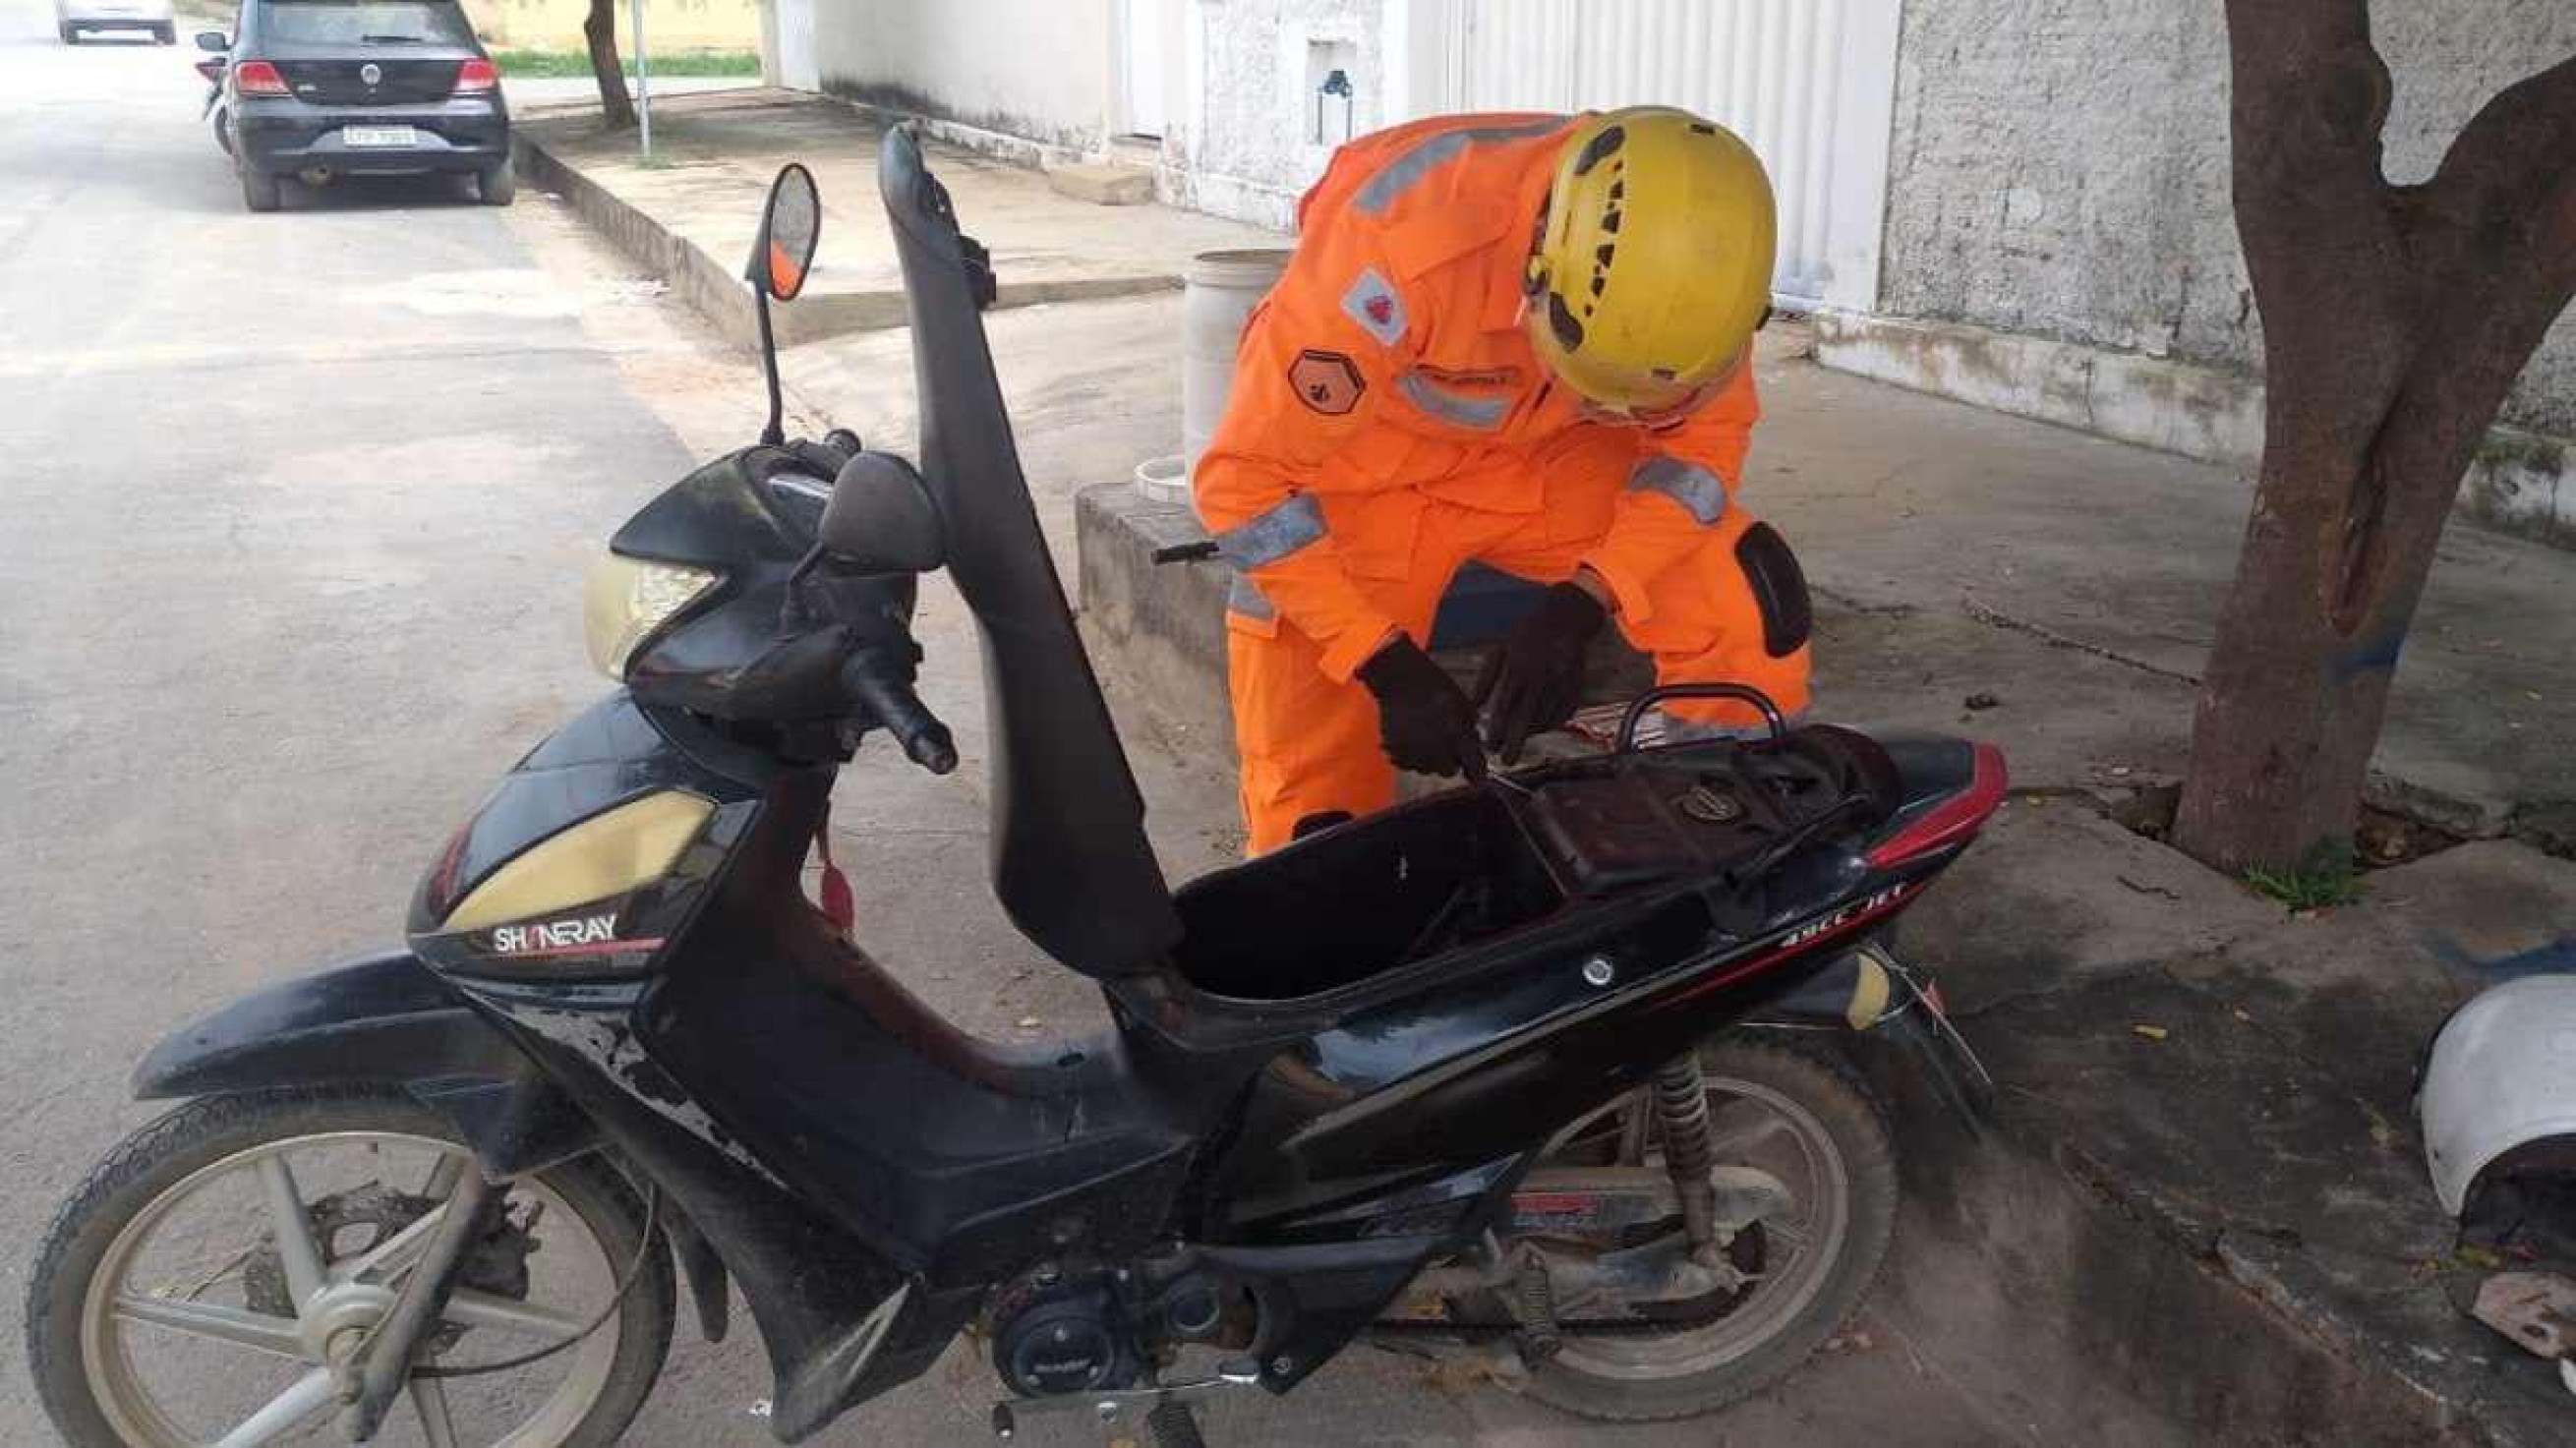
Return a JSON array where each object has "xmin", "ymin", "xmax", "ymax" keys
[
  {"xmin": 1474, "ymin": 582, "xmax": 1607, "ymax": 764},
  {"xmin": 1356, "ymin": 637, "xmax": 1489, "ymax": 782}
]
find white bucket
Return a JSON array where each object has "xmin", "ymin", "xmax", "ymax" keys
[
  {"xmin": 1134, "ymin": 453, "xmax": 1189, "ymax": 505},
  {"xmin": 1182, "ymin": 248, "xmax": 1295, "ymax": 479}
]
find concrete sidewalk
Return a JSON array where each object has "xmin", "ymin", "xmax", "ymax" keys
[{"xmin": 514, "ymin": 88, "xmax": 1275, "ymax": 349}]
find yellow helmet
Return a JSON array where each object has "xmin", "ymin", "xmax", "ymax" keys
[{"xmin": 1523, "ymin": 107, "xmax": 1777, "ymax": 418}]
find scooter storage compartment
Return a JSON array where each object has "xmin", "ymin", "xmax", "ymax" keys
[{"xmin": 1171, "ymin": 791, "xmax": 1562, "ymax": 1001}]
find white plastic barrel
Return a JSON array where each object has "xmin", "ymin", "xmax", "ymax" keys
[{"xmin": 1182, "ymin": 249, "xmax": 1295, "ymax": 483}]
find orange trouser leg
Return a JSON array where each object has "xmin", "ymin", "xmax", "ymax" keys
[
  {"xmin": 1612, "ymin": 506, "xmax": 1814, "ymax": 730},
  {"xmin": 1227, "ymin": 493, "xmax": 1481, "ymax": 855},
  {"xmin": 1478, "ymin": 441, "xmax": 1814, "ymax": 731},
  {"xmin": 1226, "ymin": 614, "xmax": 1400, "ymax": 855}
]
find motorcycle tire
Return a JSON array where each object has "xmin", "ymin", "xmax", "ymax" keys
[
  {"xmin": 27, "ymin": 1086, "xmax": 675, "ymax": 1448},
  {"xmin": 1513, "ymin": 1036, "xmax": 1897, "ymax": 1423}
]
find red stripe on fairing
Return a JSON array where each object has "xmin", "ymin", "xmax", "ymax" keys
[
  {"xmin": 1656, "ymin": 888, "xmax": 1914, "ymax": 1012},
  {"xmin": 1866, "ymin": 743, "xmax": 2009, "ymax": 869},
  {"xmin": 496, "ymin": 937, "xmax": 665, "ymax": 959}
]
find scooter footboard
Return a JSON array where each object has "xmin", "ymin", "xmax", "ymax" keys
[{"xmin": 130, "ymin": 949, "xmax": 600, "ymax": 1177}]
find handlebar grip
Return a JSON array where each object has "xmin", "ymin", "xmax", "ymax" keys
[{"xmin": 841, "ymin": 653, "xmax": 958, "ymax": 775}]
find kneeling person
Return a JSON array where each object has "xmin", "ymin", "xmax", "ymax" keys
[{"xmin": 1196, "ymin": 106, "xmax": 1813, "ymax": 854}]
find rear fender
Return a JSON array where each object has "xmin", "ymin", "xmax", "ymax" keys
[
  {"xmin": 132, "ymin": 950, "xmax": 598, "ymax": 1177},
  {"xmin": 1746, "ymin": 945, "xmax": 1995, "ymax": 1129}
]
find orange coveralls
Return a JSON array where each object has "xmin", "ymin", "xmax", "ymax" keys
[{"xmin": 1195, "ymin": 114, "xmax": 1813, "ymax": 853}]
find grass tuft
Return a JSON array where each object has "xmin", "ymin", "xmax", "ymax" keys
[
  {"xmin": 2244, "ymin": 841, "xmax": 2367, "ymax": 911},
  {"xmin": 492, "ymin": 47, "xmax": 759, "ymax": 80}
]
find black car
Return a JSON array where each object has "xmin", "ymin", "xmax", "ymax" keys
[{"xmin": 200, "ymin": 0, "xmax": 510, "ymax": 212}]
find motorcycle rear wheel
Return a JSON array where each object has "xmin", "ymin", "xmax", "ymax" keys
[
  {"xmin": 1512, "ymin": 1037, "xmax": 1896, "ymax": 1422},
  {"xmin": 27, "ymin": 1087, "xmax": 673, "ymax": 1448}
]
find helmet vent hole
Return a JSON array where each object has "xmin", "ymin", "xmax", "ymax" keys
[
  {"xmin": 1609, "ymin": 179, "xmax": 1626, "ymax": 203},
  {"xmin": 1601, "ymin": 208, "xmax": 1621, "ymax": 233},
  {"xmin": 1548, "ymin": 294, "xmax": 1586, "ymax": 350},
  {"xmin": 1689, "ymin": 121, "xmax": 1717, "ymax": 135},
  {"xmin": 1572, "ymin": 125, "xmax": 1627, "ymax": 175},
  {"xmin": 1590, "ymin": 275, "xmax": 1607, "ymax": 297}
]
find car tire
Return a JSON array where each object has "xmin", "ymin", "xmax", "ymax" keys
[
  {"xmin": 239, "ymin": 163, "xmax": 282, "ymax": 213},
  {"xmin": 478, "ymin": 158, "xmax": 516, "ymax": 206},
  {"xmin": 154, "ymin": 24, "xmax": 175, "ymax": 43},
  {"xmin": 59, "ymin": 23, "xmax": 79, "ymax": 42}
]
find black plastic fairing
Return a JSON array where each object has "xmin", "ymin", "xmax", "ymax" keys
[
  {"xmin": 132, "ymin": 952, "xmax": 596, "ymax": 1178},
  {"xmin": 876, "ymin": 127, "xmax": 1180, "ymax": 978}
]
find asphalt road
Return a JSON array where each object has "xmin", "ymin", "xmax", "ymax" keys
[{"xmin": 0, "ymin": 7, "xmax": 2018, "ymax": 1445}]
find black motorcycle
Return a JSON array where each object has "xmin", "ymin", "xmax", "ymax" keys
[{"xmin": 27, "ymin": 133, "xmax": 2001, "ymax": 1448}]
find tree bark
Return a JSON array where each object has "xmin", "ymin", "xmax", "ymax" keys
[
  {"xmin": 2172, "ymin": 0, "xmax": 2576, "ymax": 874},
  {"xmin": 583, "ymin": 0, "xmax": 637, "ymax": 131}
]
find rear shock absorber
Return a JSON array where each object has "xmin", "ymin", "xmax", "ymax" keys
[{"xmin": 1652, "ymin": 1052, "xmax": 1723, "ymax": 1257}]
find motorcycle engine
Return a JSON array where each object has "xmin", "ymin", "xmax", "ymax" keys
[{"xmin": 987, "ymin": 1275, "xmax": 1141, "ymax": 1399}]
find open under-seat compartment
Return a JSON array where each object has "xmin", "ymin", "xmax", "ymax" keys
[
  {"xmin": 1171, "ymin": 790, "xmax": 1563, "ymax": 1002},
  {"xmin": 1169, "ymin": 730, "xmax": 1905, "ymax": 1005}
]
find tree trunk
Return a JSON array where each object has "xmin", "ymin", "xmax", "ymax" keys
[
  {"xmin": 583, "ymin": 0, "xmax": 637, "ymax": 131},
  {"xmin": 2172, "ymin": 0, "xmax": 2576, "ymax": 874}
]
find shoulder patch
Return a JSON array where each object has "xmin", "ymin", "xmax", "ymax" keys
[
  {"xmin": 1290, "ymin": 350, "xmax": 1366, "ymax": 416},
  {"xmin": 1340, "ymin": 266, "xmax": 1408, "ymax": 347}
]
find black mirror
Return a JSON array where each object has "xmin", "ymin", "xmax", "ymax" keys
[
  {"xmin": 821, "ymin": 453, "xmax": 944, "ymax": 573},
  {"xmin": 195, "ymin": 30, "xmax": 229, "ymax": 51},
  {"xmin": 748, "ymin": 163, "xmax": 821, "ymax": 302}
]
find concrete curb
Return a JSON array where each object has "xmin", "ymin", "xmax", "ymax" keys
[
  {"xmin": 514, "ymin": 128, "xmax": 1186, "ymax": 354},
  {"xmin": 512, "ymin": 132, "xmax": 770, "ymax": 351}
]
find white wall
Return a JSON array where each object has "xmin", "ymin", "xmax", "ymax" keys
[
  {"xmin": 809, "ymin": 0, "xmax": 1116, "ymax": 153},
  {"xmin": 1168, "ymin": 0, "xmax": 1389, "ymax": 230},
  {"xmin": 1874, "ymin": 0, "xmax": 2576, "ymax": 438}
]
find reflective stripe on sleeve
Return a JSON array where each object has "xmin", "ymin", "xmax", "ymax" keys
[
  {"xmin": 1213, "ymin": 493, "xmax": 1326, "ymax": 569},
  {"xmin": 1227, "ymin": 572, "xmax": 1276, "ymax": 621},
  {"xmin": 1627, "ymin": 456, "xmax": 1729, "ymax": 525}
]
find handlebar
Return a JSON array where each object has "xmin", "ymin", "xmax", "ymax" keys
[{"xmin": 839, "ymin": 649, "xmax": 958, "ymax": 775}]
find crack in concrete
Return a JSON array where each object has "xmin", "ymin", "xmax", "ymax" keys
[{"xmin": 1959, "ymin": 592, "xmax": 2204, "ymax": 685}]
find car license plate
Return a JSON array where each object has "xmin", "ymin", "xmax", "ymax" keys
[{"xmin": 344, "ymin": 126, "xmax": 419, "ymax": 148}]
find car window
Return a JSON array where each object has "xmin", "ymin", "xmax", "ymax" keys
[{"xmin": 260, "ymin": 0, "xmax": 476, "ymax": 46}]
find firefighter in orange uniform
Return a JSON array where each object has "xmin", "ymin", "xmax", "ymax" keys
[{"xmin": 1195, "ymin": 107, "xmax": 1813, "ymax": 854}]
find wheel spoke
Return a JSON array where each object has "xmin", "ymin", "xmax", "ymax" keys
[
  {"xmin": 409, "ymin": 1372, "xmax": 460, "ymax": 1448},
  {"xmin": 445, "ymin": 1287, "xmax": 586, "ymax": 1340},
  {"xmin": 1704, "ymin": 1105, "xmax": 1790, "ymax": 1160},
  {"xmin": 254, "ymin": 1154, "xmax": 326, "ymax": 1307},
  {"xmin": 111, "ymin": 1295, "xmax": 305, "ymax": 1359},
  {"xmin": 211, "ymin": 1366, "xmax": 336, "ymax": 1448},
  {"xmin": 331, "ymin": 1203, "xmax": 445, "ymax": 1286}
]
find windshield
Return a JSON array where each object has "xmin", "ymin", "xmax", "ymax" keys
[{"xmin": 262, "ymin": 0, "xmax": 477, "ymax": 46}]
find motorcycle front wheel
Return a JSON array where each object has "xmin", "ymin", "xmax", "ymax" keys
[
  {"xmin": 1505, "ymin": 1036, "xmax": 1898, "ymax": 1422},
  {"xmin": 27, "ymin": 1087, "xmax": 674, "ymax": 1448}
]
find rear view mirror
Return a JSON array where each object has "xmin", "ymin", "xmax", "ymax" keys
[
  {"xmin": 195, "ymin": 30, "xmax": 228, "ymax": 51},
  {"xmin": 748, "ymin": 163, "xmax": 820, "ymax": 301},
  {"xmin": 821, "ymin": 453, "xmax": 944, "ymax": 573}
]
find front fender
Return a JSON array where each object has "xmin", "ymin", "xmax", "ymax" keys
[{"xmin": 135, "ymin": 950, "xmax": 597, "ymax": 1176}]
